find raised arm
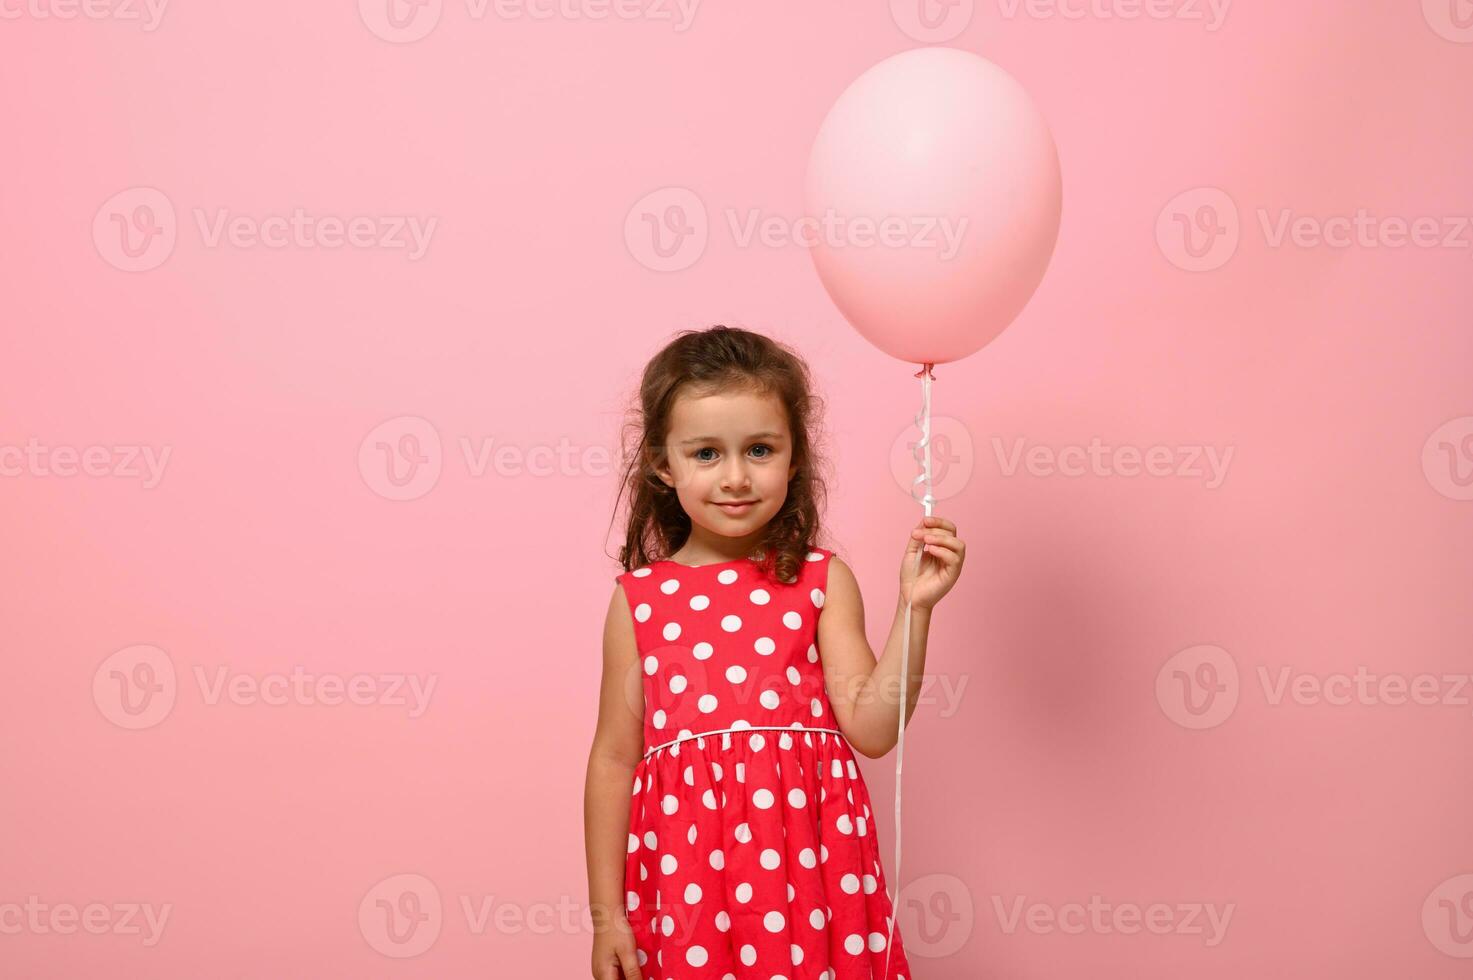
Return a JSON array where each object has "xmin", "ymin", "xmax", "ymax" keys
[{"xmin": 816, "ymin": 555, "xmax": 932, "ymax": 759}]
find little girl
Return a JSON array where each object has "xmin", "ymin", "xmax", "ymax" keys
[{"xmin": 585, "ymin": 325, "xmax": 964, "ymax": 979}]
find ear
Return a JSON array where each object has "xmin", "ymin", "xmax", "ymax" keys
[{"xmin": 651, "ymin": 447, "xmax": 676, "ymax": 489}]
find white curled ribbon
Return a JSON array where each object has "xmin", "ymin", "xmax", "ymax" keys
[{"xmin": 882, "ymin": 361, "xmax": 934, "ymax": 979}]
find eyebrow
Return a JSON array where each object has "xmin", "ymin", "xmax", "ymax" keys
[{"xmin": 678, "ymin": 431, "xmax": 785, "ymax": 446}]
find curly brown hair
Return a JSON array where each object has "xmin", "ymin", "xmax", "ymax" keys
[{"xmin": 609, "ymin": 324, "xmax": 832, "ymax": 585}]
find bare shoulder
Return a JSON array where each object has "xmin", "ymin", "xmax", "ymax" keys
[
  {"xmin": 605, "ymin": 580, "xmax": 634, "ymax": 628},
  {"xmin": 603, "ymin": 582, "xmax": 637, "ymax": 656},
  {"xmin": 607, "ymin": 578, "xmax": 630, "ymax": 610},
  {"xmin": 825, "ymin": 554, "xmax": 861, "ymax": 602},
  {"xmin": 819, "ymin": 554, "xmax": 864, "ymax": 627}
]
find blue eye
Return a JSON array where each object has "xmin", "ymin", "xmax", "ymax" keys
[{"xmin": 693, "ymin": 444, "xmax": 775, "ymax": 462}]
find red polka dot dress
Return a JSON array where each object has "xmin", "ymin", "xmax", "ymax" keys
[{"xmin": 614, "ymin": 546, "xmax": 912, "ymax": 979}]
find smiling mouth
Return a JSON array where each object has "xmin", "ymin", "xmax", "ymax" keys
[{"xmin": 714, "ymin": 501, "xmax": 757, "ymax": 512}]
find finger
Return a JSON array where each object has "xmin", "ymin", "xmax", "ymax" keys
[
  {"xmin": 912, "ymin": 525, "xmax": 960, "ymax": 543},
  {"xmin": 922, "ymin": 535, "xmax": 962, "ymax": 557},
  {"xmin": 923, "ymin": 542, "xmax": 961, "ymax": 564},
  {"xmin": 617, "ymin": 947, "xmax": 645, "ymax": 980},
  {"xmin": 920, "ymin": 531, "xmax": 963, "ymax": 552},
  {"xmin": 921, "ymin": 515, "xmax": 957, "ymax": 533}
]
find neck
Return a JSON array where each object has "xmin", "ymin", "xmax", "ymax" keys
[{"xmin": 677, "ymin": 525, "xmax": 767, "ymax": 564}]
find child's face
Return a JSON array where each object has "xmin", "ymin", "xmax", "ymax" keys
[{"xmin": 655, "ymin": 388, "xmax": 798, "ymax": 541}]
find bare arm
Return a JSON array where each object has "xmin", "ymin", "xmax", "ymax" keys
[
  {"xmin": 584, "ymin": 583, "xmax": 646, "ymax": 939},
  {"xmin": 816, "ymin": 556, "xmax": 932, "ymax": 759}
]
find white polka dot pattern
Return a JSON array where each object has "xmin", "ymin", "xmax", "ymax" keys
[{"xmin": 613, "ymin": 547, "xmax": 910, "ymax": 977}]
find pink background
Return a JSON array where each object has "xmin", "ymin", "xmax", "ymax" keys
[{"xmin": 2, "ymin": 1, "xmax": 1471, "ymax": 977}]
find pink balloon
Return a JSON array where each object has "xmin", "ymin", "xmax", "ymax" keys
[{"xmin": 805, "ymin": 47, "xmax": 1063, "ymax": 365}]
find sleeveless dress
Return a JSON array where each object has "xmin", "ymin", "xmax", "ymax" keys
[{"xmin": 614, "ymin": 546, "xmax": 912, "ymax": 979}]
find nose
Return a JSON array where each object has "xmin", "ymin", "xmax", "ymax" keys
[{"xmin": 721, "ymin": 457, "xmax": 750, "ymax": 492}]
